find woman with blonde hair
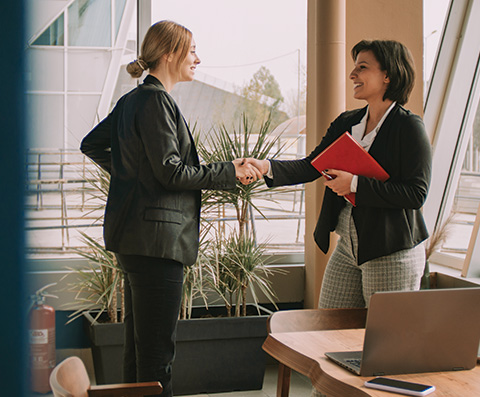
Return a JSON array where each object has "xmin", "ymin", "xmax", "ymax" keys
[{"xmin": 81, "ymin": 20, "xmax": 259, "ymax": 396}]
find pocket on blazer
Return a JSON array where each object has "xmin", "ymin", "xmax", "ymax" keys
[{"xmin": 144, "ymin": 207, "xmax": 182, "ymax": 224}]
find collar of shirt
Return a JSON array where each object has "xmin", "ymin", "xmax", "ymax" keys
[
  {"xmin": 351, "ymin": 102, "xmax": 396, "ymax": 152},
  {"xmin": 348, "ymin": 102, "xmax": 396, "ymax": 194}
]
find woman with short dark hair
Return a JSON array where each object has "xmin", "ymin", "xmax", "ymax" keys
[
  {"xmin": 244, "ymin": 39, "xmax": 432, "ymax": 309},
  {"xmin": 351, "ymin": 39, "xmax": 416, "ymax": 106}
]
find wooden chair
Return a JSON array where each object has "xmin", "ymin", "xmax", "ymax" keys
[
  {"xmin": 267, "ymin": 308, "xmax": 368, "ymax": 397},
  {"xmin": 49, "ymin": 356, "xmax": 163, "ymax": 397}
]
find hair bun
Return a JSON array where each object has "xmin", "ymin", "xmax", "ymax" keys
[
  {"xmin": 126, "ymin": 59, "xmax": 144, "ymax": 78},
  {"xmin": 136, "ymin": 59, "xmax": 147, "ymax": 71}
]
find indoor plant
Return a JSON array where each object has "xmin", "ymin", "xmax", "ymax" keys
[
  {"xmin": 180, "ymin": 113, "xmax": 288, "ymax": 318},
  {"xmin": 171, "ymin": 114, "xmax": 288, "ymax": 394}
]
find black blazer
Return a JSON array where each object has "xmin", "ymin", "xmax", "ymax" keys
[
  {"xmin": 80, "ymin": 75, "xmax": 236, "ymax": 266},
  {"xmin": 266, "ymin": 104, "xmax": 432, "ymax": 265}
]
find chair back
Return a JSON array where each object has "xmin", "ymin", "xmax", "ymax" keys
[
  {"xmin": 267, "ymin": 308, "xmax": 368, "ymax": 333},
  {"xmin": 49, "ymin": 356, "xmax": 91, "ymax": 397}
]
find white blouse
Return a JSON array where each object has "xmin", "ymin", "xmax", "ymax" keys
[{"xmin": 350, "ymin": 102, "xmax": 396, "ymax": 192}]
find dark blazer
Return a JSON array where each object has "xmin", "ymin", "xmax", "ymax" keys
[
  {"xmin": 80, "ymin": 75, "xmax": 236, "ymax": 266},
  {"xmin": 266, "ymin": 104, "xmax": 432, "ymax": 265}
]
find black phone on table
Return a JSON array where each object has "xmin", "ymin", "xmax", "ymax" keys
[{"xmin": 364, "ymin": 377, "xmax": 435, "ymax": 396}]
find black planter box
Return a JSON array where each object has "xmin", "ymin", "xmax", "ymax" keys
[
  {"xmin": 83, "ymin": 312, "xmax": 124, "ymax": 385},
  {"xmin": 83, "ymin": 305, "xmax": 271, "ymax": 395},
  {"xmin": 173, "ymin": 305, "xmax": 270, "ymax": 395}
]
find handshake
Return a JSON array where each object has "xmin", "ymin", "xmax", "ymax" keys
[{"xmin": 233, "ymin": 158, "xmax": 270, "ymax": 185}]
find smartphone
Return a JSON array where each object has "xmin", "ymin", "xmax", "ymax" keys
[
  {"xmin": 364, "ymin": 377, "xmax": 435, "ymax": 396},
  {"xmin": 321, "ymin": 170, "xmax": 335, "ymax": 180}
]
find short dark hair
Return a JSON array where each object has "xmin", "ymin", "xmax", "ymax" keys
[{"xmin": 351, "ymin": 40, "xmax": 415, "ymax": 105}]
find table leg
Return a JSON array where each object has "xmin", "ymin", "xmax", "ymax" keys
[{"xmin": 277, "ymin": 363, "xmax": 291, "ymax": 397}]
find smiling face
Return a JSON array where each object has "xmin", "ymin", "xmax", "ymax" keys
[
  {"xmin": 178, "ymin": 37, "xmax": 201, "ymax": 82},
  {"xmin": 349, "ymin": 50, "xmax": 390, "ymax": 104}
]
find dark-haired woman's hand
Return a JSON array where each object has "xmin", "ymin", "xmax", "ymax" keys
[{"xmin": 324, "ymin": 169, "xmax": 353, "ymax": 196}]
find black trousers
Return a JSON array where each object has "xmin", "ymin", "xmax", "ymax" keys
[{"xmin": 115, "ymin": 253, "xmax": 184, "ymax": 397}]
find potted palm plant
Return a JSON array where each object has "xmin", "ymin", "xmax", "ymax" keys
[
  {"xmin": 180, "ymin": 113, "xmax": 287, "ymax": 317},
  {"xmin": 66, "ymin": 113, "xmax": 290, "ymax": 394},
  {"xmin": 172, "ymin": 114, "xmax": 289, "ymax": 394}
]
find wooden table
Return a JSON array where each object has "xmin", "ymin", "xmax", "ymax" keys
[{"xmin": 263, "ymin": 328, "xmax": 480, "ymax": 396}]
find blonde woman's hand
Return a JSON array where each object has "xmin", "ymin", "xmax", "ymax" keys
[{"xmin": 232, "ymin": 158, "xmax": 263, "ymax": 185}]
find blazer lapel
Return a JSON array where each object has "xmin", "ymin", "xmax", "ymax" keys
[
  {"xmin": 347, "ymin": 106, "xmax": 368, "ymax": 134},
  {"xmin": 182, "ymin": 115, "xmax": 200, "ymax": 165}
]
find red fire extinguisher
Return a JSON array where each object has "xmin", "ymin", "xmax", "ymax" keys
[{"xmin": 29, "ymin": 283, "xmax": 57, "ymax": 394}]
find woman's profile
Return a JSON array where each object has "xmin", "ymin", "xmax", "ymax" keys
[{"xmin": 80, "ymin": 20, "xmax": 260, "ymax": 396}]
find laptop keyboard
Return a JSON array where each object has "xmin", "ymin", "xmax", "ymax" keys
[{"xmin": 346, "ymin": 358, "xmax": 362, "ymax": 369}]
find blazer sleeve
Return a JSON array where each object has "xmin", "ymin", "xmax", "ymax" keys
[
  {"xmin": 266, "ymin": 114, "xmax": 347, "ymax": 187},
  {"xmin": 80, "ymin": 107, "xmax": 117, "ymax": 173},
  {"xmin": 137, "ymin": 91, "xmax": 235, "ymax": 191},
  {"xmin": 356, "ymin": 113, "xmax": 432, "ymax": 209}
]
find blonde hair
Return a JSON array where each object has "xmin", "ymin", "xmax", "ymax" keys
[{"xmin": 127, "ymin": 20, "xmax": 192, "ymax": 78}]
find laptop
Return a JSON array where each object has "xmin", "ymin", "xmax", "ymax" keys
[{"xmin": 325, "ymin": 288, "xmax": 480, "ymax": 376}]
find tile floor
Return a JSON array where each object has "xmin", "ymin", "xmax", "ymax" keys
[{"xmin": 29, "ymin": 364, "xmax": 313, "ymax": 397}]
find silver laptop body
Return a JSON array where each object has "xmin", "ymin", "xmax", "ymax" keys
[{"xmin": 325, "ymin": 288, "xmax": 480, "ymax": 376}]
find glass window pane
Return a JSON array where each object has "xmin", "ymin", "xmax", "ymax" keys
[
  {"xmin": 32, "ymin": 13, "xmax": 64, "ymax": 46},
  {"xmin": 440, "ymin": 94, "xmax": 480, "ymax": 261},
  {"xmin": 26, "ymin": 94, "xmax": 64, "ymax": 148},
  {"xmin": 68, "ymin": 0, "xmax": 111, "ymax": 47},
  {"xmin": 423, "ymin": 0, "xmax": 450, "ymax": 91},
  {"xmin": 67, "ymin": 50, "xmax": 111, "ymax": 92},
  {"xmin": 111, "ymin": 64, "xmax": 137, "ymax": 110},
  {"xmin": 26, "ymin": 48, "xmax": 64, "ymax": 92},
  {"xmin": 66, "ymin": 94, "xmax": 101, "ymax": 149},
  {"xmin": 443, "ymin": 97, "xmax": 480, "ymax": 243},
  {"xmin": 115, "ymin": 0, "xmax": 127, "ymax": 40}
]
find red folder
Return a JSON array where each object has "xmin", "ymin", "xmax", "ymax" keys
[{"xmin": 311, "ymin": 132, "xmax": 389, "ymax": 206}]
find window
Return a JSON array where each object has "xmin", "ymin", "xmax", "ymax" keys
[
  {"xmin": 423, "ymin": 0, "xmax": 450, "ymax": 94},
  {"xmin": 115, "ymin": 0, "xmax": 127, "ymax": 40},
  {"xmin": 25, "ymin": 0, "xmax": 136, "ymax": 259},
  {"xmin": 68, "ymin": 0, "xmax": 112, "ymax": 47},
  {"xmin": 151, "ymin": 0, "xmax": 307, "ymax": 255},
  {"xmin": 423, "ymin": 0, "xmax": 480, "ymax": 274},
  {"xmin": 32, "ymin": 14, "xmax": 64, "ymax": 46}
]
